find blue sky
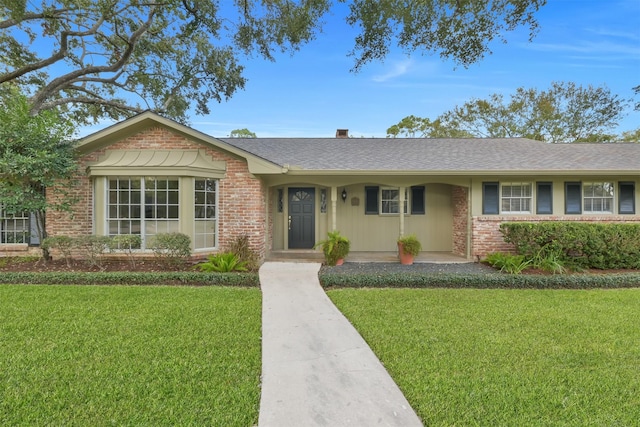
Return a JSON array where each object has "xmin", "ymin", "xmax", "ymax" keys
[{"xmin": 187, "ymin": 0, "xmax": 640, "ymax": 139}]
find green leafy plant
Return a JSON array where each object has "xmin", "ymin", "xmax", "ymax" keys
[
  {"xmin": 226, "ymin": 235, "xmax": 260, "ymax": 271},
  {"xmin": 41, "ymin": 236, "xmax": 75, "ymax": 267},
  {"xmin": 149, "ymin": 232, "xmax": 192, "ymax": 267},
  {"xmin": 76, "ymin": 235, "xmax": 112, "ymax": 270},
  {"xmin": 397, "ymin": 234, "xmax": 422, "ymax": 256},
  {"xmin": 315, "ymin": 231, "xmax": 350, "ymax": 266},
  {"xmin": 484, "ymin": 252, "xmax": 531, "ymax": 274},
  {"xmin": 196, "ymin": 252, "xmax": 248, "ymax": 273},
  {"xmin": 531, "ymin": 245, "xmax": 567, "ymax": 274},
  {"xmin": 110, "ymin": 234, "xmax": 142, "ymax": 268},
  {"xmin": 501, "ymin": 222, "xmax": 640, "ymax": 270}
]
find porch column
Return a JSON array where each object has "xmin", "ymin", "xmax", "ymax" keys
[
  {"xmin": 330, "ymin": 186, "xmax": 338, "ymax": 231},
  {"xmin": 399, "ymin": 186, "xmax": 406, "ymax": 236}
]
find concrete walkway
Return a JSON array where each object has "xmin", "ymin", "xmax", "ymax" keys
[{"xmin": 258, "ymin": 262, "xmax": 423, "ymax": 427}]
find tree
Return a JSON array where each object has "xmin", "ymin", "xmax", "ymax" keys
[
  {"xmin": 386, "ymin": 115, "xmax": 473, "ymax": 138},
  {"xmin": 0, "ymin": 85, "xmax": 77, "ymax": 257},
  {"xmin": 1, "ymin": 0, "xmax": 547, "ymax": 123},
  {"xmin": 620, "ymin": 128, "xmax": 640, "ymax": 143},
  {"xmin": 229, "ymin": 128, "xmax": 257, "ymax": 138},
  {"xmin": 440, "ymin": 82, "xmax": 629, "ymax": 143}
]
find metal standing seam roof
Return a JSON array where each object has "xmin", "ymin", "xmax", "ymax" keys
[{"xmin": 220, "ymin": 137, "xmax": 640, "ymax": 174}]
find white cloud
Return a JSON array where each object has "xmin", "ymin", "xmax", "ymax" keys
[{"xmin": 371, "ymin": 59, "xmax": 414, "ymax": 82}]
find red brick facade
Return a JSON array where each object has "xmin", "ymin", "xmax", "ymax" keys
[
  {"xmin": 451, "ymin": 185, "xmax": 468, "ymax": 257},
  {"xmin": 45, "ymin": 126, "xmax": 267, "ymax": 260}
]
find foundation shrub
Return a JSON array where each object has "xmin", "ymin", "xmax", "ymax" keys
[
  {"xmin": 148, "ymin": 232, "xmax": 192, "ymax": 267},
  {"xmin": 501, "ymin": 222, "xmax": 640, "ymax": 270},
  {"xmin": 76, "ymin": 235, "xmax": 112, "ymax": 269},
  {"xmin": 42, "ymin": 236, "xmax": 75, "ymax": 267},
  {"xmin": 0, "ymin": 271, "xmax": 260, "ymax": 287},
  {"xmin": 109, "ymin": 234, "xmax": 142, "ymax": 268},
  {"xmin": 318, "ymin": 272, "xmax": 640, "ymax": 289}
]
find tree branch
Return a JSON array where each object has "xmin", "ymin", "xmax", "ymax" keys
[
  {"xmin": 29, "ymin": 8, "xmax": 157, "ymax": 115},
  {"xmin": 0, "ymin": 15, "xmax": 107, "ymax": 84},
  {"xmin": 38, "ymin": 96, "xmax": 145, "ymax": 114}
]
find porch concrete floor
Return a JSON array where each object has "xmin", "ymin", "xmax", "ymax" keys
[{"xmin": 266, "ymin": 250, "xmax": 471, "ymax": 264}]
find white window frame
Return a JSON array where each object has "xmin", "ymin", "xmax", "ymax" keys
[
  {"xmin": 380, "ymin": 187, "xmax": 408, "ymax": 215},
  {"xmin": 501, "ymin": 182, "xmax": 532, "ymax": 214},
  {"xmin": 0, "ymin": 205, "xmax": 29, "ymax": 244},
  {"xmin": 194, "ymin": 178, "xmax": 218, "ymax": 250},
  {"xmin": 107, "ymin": 177, "xmax": 180, "ymax": 250},
  {"xmin": 583, "ymin": 182, "xmax": 614, "ymax": 214}
]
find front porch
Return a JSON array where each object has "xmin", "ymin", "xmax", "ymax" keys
[{"xmin": 266, "ymin": 250, "xmax": 471, "ymax": 264}]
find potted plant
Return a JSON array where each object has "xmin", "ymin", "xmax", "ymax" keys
[
  {"xmin": 315, "ymin": 230, "xmax": 350, "ymax": 266},
  {"xmin": 397, "ymin": 234, "xmax": 422, "ymax": 265}
]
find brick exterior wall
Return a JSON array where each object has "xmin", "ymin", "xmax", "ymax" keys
[
  {"xmin": 471, "ymin": 215, "xmax": 640, "ymax": 261},
  {"xmin": 45, "ymin": 126, "xmax": 267, "ymax": 260},
  {"xmin": 451, "ymin": 185, "xmax": 468, "ymax": 257}
]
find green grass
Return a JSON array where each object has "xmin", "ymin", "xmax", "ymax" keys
[
  {"xmin": 0, "ymin": 285, "xmax": 261, "ymax": 426},
  {"xmin": 328, "ymin": 288, "xmax": 640, "ymax": 426}
]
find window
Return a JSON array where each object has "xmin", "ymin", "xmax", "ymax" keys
[
  {"xmin": 365, "ymin": 186, "xmax": 422, "ymax": 214},
  {"xmin": 365, "ymin": 186, "xmax": 379, "ymax": 214},
  {"xmin": 381, "ymin": 188, "xmax": 408, "ymax": 214},
  {"xmin": 619, "ymin": 182, "xmax": 635, "ymax": 214},
  {"xmin": 482, "ymin": 182, "xmax": 499, "ymax": 214},
  {"xmin": 583, "ymin": 182, "xmax": 614, "ymax": 213},
  {"xmin": 411, "ymin": 186, "xmax": 425, "ymax": 215},
  {"xmin": 277, "ymin": 189, "xmax": 284, "ymax": 213},
  {"xmin": 501, "ymin": 183, "xmax": 532, "ymax": 213},
  {"xmin": 107, "ymin": 177, "xmax": 179, "ymax": 249},
  {"xmin": 565, "ymin": 182, "xmax": 582, "ymax": 214},
  {"xmin": 0, "ymin": 206, "xmax": 29, "ymax": 243},
  {"xmin": 194, "ymin": 178, "xmax": 217, "ymax": 249},
  {"xmin": 536, "ymin": 182, "xmax": 553, "ymax": 214}
]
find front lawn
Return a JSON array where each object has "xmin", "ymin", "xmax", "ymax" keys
[
  {"xmin": 0, "ymin": 285, "xmax": 261, "ymax": 426},
  {"xmin": 329, "ymin": 288, "xmax": 640, "ymax": 426}
]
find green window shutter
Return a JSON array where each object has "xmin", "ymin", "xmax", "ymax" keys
[
  {"xmin": 482, "ymin": 182, "xmax": 499, "ymax": 215},
  {"xmin": 619, "ymin": 182, "xmax": 635, "ymax": 214},
  {"xmin": 536, "ymin": 182, "xmax": 553, "ymax": 214},
  {"xmin": 365, "ymin": 186, "xmax": 379, "ymax": 214},
  {"xmin": 411, "ymin": 186, "xmax": 425, "ymax": 215},
  {"xmin": 565, "ymin": 182, "xmax": 582, "ymax": 214}
]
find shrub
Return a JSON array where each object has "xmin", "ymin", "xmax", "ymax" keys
[
  {"xmin": 109, "ymin": 234, "xmax": 142, "ymax": 268},
  {"xmin": 196, "ymin": 252, "xmax": 248, "ymax": 273},
  {"xmin": 76, "ymin": 235, "xmax": 112, "ymax": 269},
  {"xmin": 501, "ymin": 222, "xmax": 640, "ymax": 270},
  {"xmin": 226, "ymin": 235, "xmax": 260, "ymax": 271},
  {"xmin": 148, "ymin": 232, "xmax": 192, "ymax": 267},
  {"xmin": 318, "ymin": 271, "xmax": 640, "ymax": 290},
  {"xmin": 0, "ymin": 271, "xmax": 260, "ymax": 287},
  {"xmin": 42, "ymin": 236, "xmax": 75, "ymax": 267}
]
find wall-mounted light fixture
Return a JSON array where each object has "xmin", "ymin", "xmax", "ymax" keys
[{"xmin": 341, "ymin": 189, "xmax": 347, "ymax": 203}]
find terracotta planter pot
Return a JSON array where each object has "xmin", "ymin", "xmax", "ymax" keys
[
  {"xmin": 397, "ymin": 243, "xmax": 415, "ymax": 265},
  {"xmin": 335, "ymin": 258, "xmax": 344, "ymax": 266}
]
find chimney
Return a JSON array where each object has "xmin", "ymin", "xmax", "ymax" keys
[{"xmin": 336, "ymin": 129, "xmax": 348, "ymax": 138}]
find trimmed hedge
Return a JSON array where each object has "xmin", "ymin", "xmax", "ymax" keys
[
  {"xmin": 0, "ymin": 272, "xmax": 260, "ymax": 287},
  {"xmin": 319, "ymin": 271, "xmax": 640, "ymax": 289},
  {"xmin": 501, "ymin": 222, "xmax": 640, "ymax": 270}
]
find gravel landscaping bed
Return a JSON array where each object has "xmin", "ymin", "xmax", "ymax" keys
[{"xmin": 320, "ymin": 261, "xmax": 498, "ymax": 276}]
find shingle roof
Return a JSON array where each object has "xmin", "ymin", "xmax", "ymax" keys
[{"xmin": 221, "ymin": 137, "xmax": 640, "ymax": 174}]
